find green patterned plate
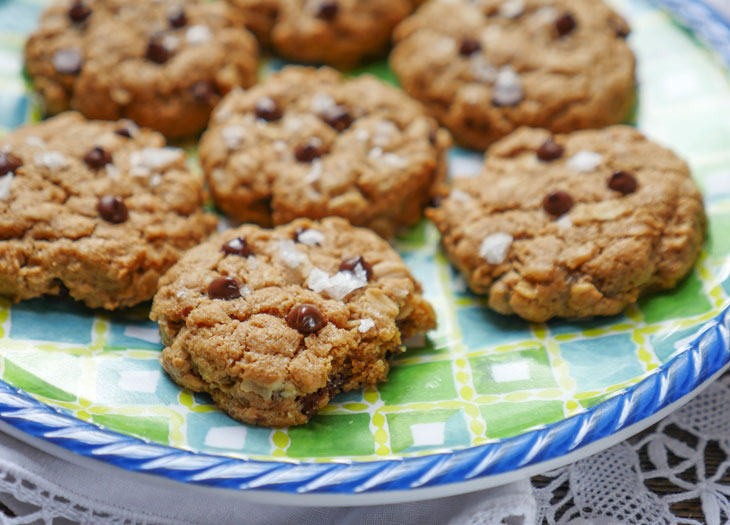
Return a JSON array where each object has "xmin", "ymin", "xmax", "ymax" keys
[{"xmin": 1, "ymin": 0, "xmax": 730, "ymax": 504}]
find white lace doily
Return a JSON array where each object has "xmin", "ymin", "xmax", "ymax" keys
[{"xmin": 2, "ymin": 373, "xmax": 730, "ymax": 524}]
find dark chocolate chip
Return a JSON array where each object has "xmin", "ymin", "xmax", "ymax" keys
[
  {"xmin": 51, "ymin": 278, "xmax": 70, "ymax": 299},
  {"xmin": 555, "ymin": 12, "xmax": 577, "ymax": 37},
  {"xmin": 287, "ymin": 304, "xmax": 326, "ymax": 334},
  {"xmin": 295, "ymin": 138, "xmax": 323, "ymax": 163},
  {"xmin": 339, "ymin": 255, "xmax": 373, "ymax": 281},
  {"xmin": 167, "ymin": 6, "xmax": 187, "ymax": 28},
  {"xmin": 114, "ymin": 127, "xmax": 132, "ymax": 138},
  {"xmin": 608, "ymin": 170, "xmax": 637, "ymax": 195},
  {"xmin": 316, "ymin": 1, "xmax": 339, "ymax": 20},
  {"xmin": 191, "ymin": 80, "xmax": 217, "ymax": 105},
  {"xmin": 145, "ymin": 34, "xmax": 170, "ymax": 64},
  {"xmin": 459, "ymin": 37, "xmax": 481, "ymax": 56},
  {"xmin": 222, "ymin": 237, "xmax": 253, "ymax": 257},
  {"xmin": 96, "ymin": 195, "xmax": 128, "ymax": 224},
  {"xmin": 0, "ymin": 152, "xmax": 22, "ymax": 177},
  {"xmin": 543, "ymin": 191, "xmax": 573, "ymax": 216},
  {"xmin": 299, "ymin": 375, "xmax": 346, "ymax": 417},
  {"xmin": 68, "ymin": 0, "xmax": 91, "ymax": 23},
  {"xmin": 207, "ymin": 276, "xmax": 241, "ymax": 300},
  {"xmin": 536, "ymin": 138, "xmax": 565, "ymax": 161},
  {"xmin": 254, "ymin": 97, "xmax": 282, "ymax": 121},
  {"xmin": 428, "ymin": 128, "xmax": 437, "ymax": 145},
  {"xmin": 322, "ymin": 105, "xmax": 354, "ymax": 132},
  {"xmin": 52, "ymin": 48, "xmax": 83, "ymax": 75},
  {"xmin": 83, "ymin": 146, "xmax": 112, "ymax": 170}
]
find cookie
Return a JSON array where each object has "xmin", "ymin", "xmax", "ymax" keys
[
  {"xmin": 227, "ymin": 0, "xmax": 422, "ymax": 68},
  {"xmin": 25, "ymin": 0, "xmax": 259, "ymax": 139},
  {"xmin": 427, "ymin": 126, "xmax": 706, "ymax": 322},
  {"xmin": 199, "ymin": 66, "xmax": 451, "ymax": 238},
  {"xmin": 0, "ymin": 112, "xmax": 217, "ymax": 310},
  {"xmin": 150, "ymin": 217, "xmax": 436, "ymax": 427},
  {"xmin": 391, "ymin": 0, "xmax": 636, "ymax": 150}
]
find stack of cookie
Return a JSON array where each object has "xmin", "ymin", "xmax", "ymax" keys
[{"xmin": 3, "ymin": 0, "xmax": 704, "ymax": 427}]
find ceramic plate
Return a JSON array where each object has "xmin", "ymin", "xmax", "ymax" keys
[{"xmin": 0, "ymin": 0, "xmax": 729, "ymax": 505}]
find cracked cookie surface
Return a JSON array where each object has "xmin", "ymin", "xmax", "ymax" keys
[
  {"xmin": 391, "ymin": 0, "xmax": 636, "ymax": 150},
  {"xmin": 25, "ymin": 0, "xmax": 258, "ymax": 138},
  {"xmin": 227, "ymin": 0, "xmax": 422, "ymax": 68},
  {"xmin": 151, "ymin": 217, "xmax": 436, "ymax": 427},
  {"xmin": 427, "ymin": 126, "xmax": 706, "ymax": 322},
  {"xmin": 0, "ymin": 112, "xmax": 216, "ymax": 309},
  {"xmin": 200, "ymin": 66, "xmax": 451, "ymax": 238}
]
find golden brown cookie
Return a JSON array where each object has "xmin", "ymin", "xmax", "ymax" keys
[
  {"xmin": 25, "ymin": 0, "xmax": 259, "ymax": 139},
  {"xmin": 0, "ymin": 112, "xmax": 216, "ymax": 309},
  {"xmin": 391, "ymin": 0, "xmax": 636, "ymax": 150},
  {"xmin": 428, "ymin": 126, "xmax": 706, "ymax": 322},
  {"xmin": 228, "ymin": 0, "xmax": 422, "ymax": 68},
  {"xmin": 199, "ymin": 66, "xmax": 451, "ymax": 238},
  {"xmin": 151, "ymin": 217, "xmax": 436, "ymax": 427}
]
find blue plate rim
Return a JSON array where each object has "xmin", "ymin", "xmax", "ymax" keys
[{"xmin": 0, "ymin": 0, "xmax": 729, "ymax": 496}]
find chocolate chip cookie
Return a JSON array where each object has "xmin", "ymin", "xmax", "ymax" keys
[
  {"xmin": 227, "ymin": 0, "xmax": 422, "ymax": 68},
  {"xmin": 199, "ymin": 66, "xmax": 451, "ymax": 238},
  {"xmin": 25, "ymin": 0, "xmax": 259, "ymax": 139},
  {"xmin": 428, "ymin": 126, "xmax": 706, "ymax": 322},
  {"xmin": 151, "ymin": 217, "xmax": 436, "ymax": 427},
  {"xmin": 391, "ymin": 0, "xmax": 636, "ymax": 150},
  {"xmin": 0, "ymin": 112, "xmax": 217, "ymax": 310}
]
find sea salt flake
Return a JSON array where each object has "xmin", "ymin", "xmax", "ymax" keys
[
  {"xmin": 382, "ymin": 153, "xmax": 407, "ymax": 169},
  {"xmin": 306, "ymin": 159, "xmax": 323, "ymax": 183},
  {"xmin": 221, "ymin": 125, "xmax": 246, "ymax": 150},
  {"xmin": 479, "ymin": 232, "xmax": 513, "ymax": 264},
  {"xmin": 499, "ymin": 0, "xmax": 524, "ymax": 18},
  {"xmin": 492, "ymin": 67, "xmax": 523, "ymax": 106},
  {"xmin": 105, "ymin": 163, "xmax": 121, "ymax": 178},
  {"xmin": 24, "ymin": 136, "xmax": 46, "ymax": 149},
  {"xmin": 297, "ymin": 229, "xmax": 324, "ymax": 246},
  {"xmin": 372, "ymin": 121, "xmax": 398, "ymax": 147},
  {"xmin": 310, "ymin": 93, "xmax": 336, "ymax": 114},
  {"xmin": 450, "ymin": 188, "xmax": 472, "ymax": 202},
  {"xmin": 354, "ymin": 128, "xmax": 370, "ymax": 142},
  {"xmin": 163, "ymin": 34, "xmax": 180, "ymax": 51},
  {"xmin": 150, "ymin": 174, "xmax": 163, "ymax": 187},
  {"xmin": 0, "ymin": 173, "xmax": 13, "ymax": 200},
  {"xmin": 240, "ymin": 285, "xmax": 252, "ymax": 297},
  {"xmin": 307, "ymin": 267, "xmax": 367, "ymax": 301},
  {"xmin": 130, "ymin": 147, "xmax": 183, "ymax": 174},
  {"xmin": 556, "ymin": 214, "xmax": 573, "ymax": 229},
  {"xmin": 568, "ymin": 150, "xmax": 603, "ymax": 172},
  {"xmin": 277, "ymin": 240, "xmax": 308, "ymax": 268},
  {"xmin": 186, "ymin": 25, "xmax": 212, "ymax": 45},
  {"xmin": 368, "ymin": 147, "xmax": 383, "ymax": 160},
  {"xmin": 35, "ymin": 151, "xmax": 68, "ymax": 170},
  {"xmin": 358, "ymin": 319, "xmax": 375, "ymax": 333}
]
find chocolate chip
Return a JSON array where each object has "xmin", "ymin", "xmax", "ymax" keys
[
  {"xmin": 222, "ymin": 237, "xmax": 253, "ymax": 257},
  {"xmin": 428, "ymin": 128, "xmax": 437, "ymax": 145},
  {"xmin": 459, "ymin": 37, "xmax": 481, "ymax": 56},
  {"xmin": 295, "ymin": 138, "xmax": 323, "ymax": 163},
  {"xmin": 96, "ymin": 196, "xmax": 128, "ymax": 224},
  {"xmin": 339, "ymin": 255, "xmax": 373, "ymax": 281},
  {"xmin": 51, "ymin": 278, "xmax": 70, "ymax": 299},
  {"xmin": 555, "ymin": 12, "xmax": 577, "ymax": 37},
  {"xmin": 52, "ymin": 48, "xmax": 83, "ymax": 75},
  {"xmin": 316, "ymin": 1, "xmax": 339, "ymax": 20},
  {"xmin": 299, "ymin": 375, "xmax": 345, "ymax": 417},
  {"xmin": 68, "ymin": 0, "xmax": 91, "ymax": 23},
  {"xmin": 322, "ymin": 105, "xmax": 354, "ymax": 132},
  {"xmin": 543, "ymin": 191, "xmax": 573, "ymax": 216},
  {"xmin": 0, "ymin": 152, "xmax": 22, "ymax": 177},
  {"xmin": 83, "ymin": 146, "xmax": 112, "ymax": 169},
  {"xmin": 145, "ymin": 34, "xmax": 170, "ymax": 64},
  {"xmin": 191, "ymin": 80, "xmax": 217, "ymax": 105},
  {"xmin": 254, "ymin": 97, "xmax": 282, "ymax": 121},
  {"xmin": 207, "ymin": 276, "xmax": 241, "ymax": 300},
  {"xmin": 608, "ymin": 170, "xmax": 637, "ymax": 195},
  {"xmin": 114, "ymin": 127, "xmax": 132, "ymax": 138},
  {"xmin": 287, "ymin": 304, "xmax": 326, "ymax": 334},
  {"xmin": 536, "ymin": 138, "xmax": 565, "ymax": 161},
  {"xmin": 167, "ymin": 6, "xmax": 187, "ymax": 28}
]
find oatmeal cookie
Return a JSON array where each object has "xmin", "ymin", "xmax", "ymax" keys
[
  {"xmin": 0, "ymin": 112, "xmax": 217, "ymax": 309},
  {"xmin": 25, "ymin": 0, "xmax": 258, "ymax": 139},
  {"xmin": 391, "ymin": 0, "xmax": 636, "ymax": 150},
  {"xmin": 151, "ymin": 217, "xmax": 436, "ymax": 427},
  {"xmin": 199, "ymin": 66, "xmax": 451, "ymax": 238},
  {"xmin": 427, "ymin": 126, "xmax": 706, "ymax": 322},
  {"xmin": 228, "ymin": 0, "xmax": 422, "ymax": 68}
]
